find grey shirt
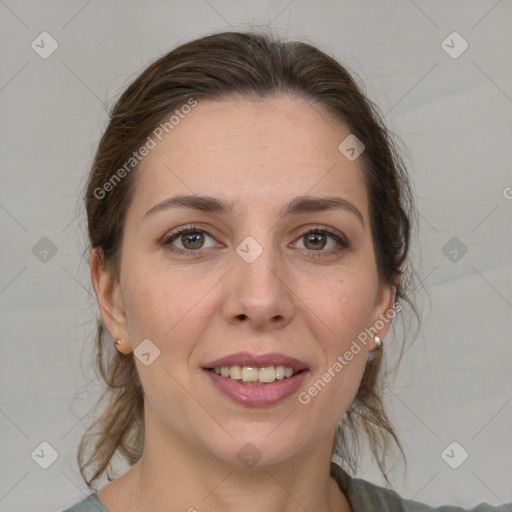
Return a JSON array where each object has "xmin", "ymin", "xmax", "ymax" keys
[{"xmin": 62, "ymin": 462, "xmax": 511, "ymax": 511}]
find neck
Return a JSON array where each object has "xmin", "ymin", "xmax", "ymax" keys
[{"xmin": 105, "ymin": 414, "xmax": 352, "ymax": 512}]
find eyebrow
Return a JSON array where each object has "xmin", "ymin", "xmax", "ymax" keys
[{"xmin": 144, "ymin": 194, "xmax": 364, "ymax": 227}]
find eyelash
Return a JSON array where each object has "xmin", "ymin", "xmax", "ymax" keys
[{"xmin": 161, "ymin": 224, "xmax": 349, "ymax": 259}]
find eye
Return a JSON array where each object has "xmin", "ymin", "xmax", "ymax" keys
[
  {"xmin": 292, "ymin": 227, "xmax": 348, "ymax": 257},
  {"xmin": 161, "ymin": 224, "xmax": 349, "ymax": 258},
  {"xmin": 162, "ymin": 225, "xmax": 219, "ymax": 255}
]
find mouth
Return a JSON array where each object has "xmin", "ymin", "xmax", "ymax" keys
[
  {"xmin": 202, "ymin": 351, "xmax": 309, "ymax": 384},
  {"xmin": 202, "ymin": 352, "xmax": 310, "ymax": 407},
  {"xmin": 206, "ymin": 365, "xmax": 306, "ymax": 385}
]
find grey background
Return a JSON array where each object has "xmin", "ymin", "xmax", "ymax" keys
[{"xmin": 0, "ymin": 1, "xmax": 511, "ymax": 511}]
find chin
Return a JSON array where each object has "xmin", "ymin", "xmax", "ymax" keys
[{"xmin": 203, "ymin": 427, "xmax": 309, "ymax": 470}]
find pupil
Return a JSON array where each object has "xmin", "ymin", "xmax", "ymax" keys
[
  {"xmin": 305, "ymin": 233, "xmax": 325, "ymax": 250},
  {"xmin": 183, "ymin": 232, "xmax": 203, "ymax": 249}
]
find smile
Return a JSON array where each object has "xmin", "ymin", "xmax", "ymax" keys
[
  {"xmin": 208, "ymin": 365, "xmax": 301, "ymax": 384},
  {"xmin": 203, "ymin": 368, "xmax": 309, "ymax": 407}
]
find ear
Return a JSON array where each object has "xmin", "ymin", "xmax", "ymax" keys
[
  {"xmin": 369, "ymin": 277, "xmax": 398, "ymax": 352},
  {"xmin": 90, "ymin": 247, "xmax": 132, "ymax": 354}
]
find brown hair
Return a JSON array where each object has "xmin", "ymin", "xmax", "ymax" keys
[{"xmin": 79, "ymin": 29, "xmax": 418, "ymax": 489}]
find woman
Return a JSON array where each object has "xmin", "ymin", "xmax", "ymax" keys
[{"xmin": 63, "ymin": 31, "xmax": 508, "ymax": 511}]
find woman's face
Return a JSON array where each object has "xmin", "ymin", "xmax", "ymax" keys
[{"xmin": 98, "ymin": 95, "xmax": 395, "ymax": 468}]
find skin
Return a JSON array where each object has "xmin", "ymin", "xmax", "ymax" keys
[{"xmin": 91, "ymin": 94, "xmax": 396, "ymax": 512}]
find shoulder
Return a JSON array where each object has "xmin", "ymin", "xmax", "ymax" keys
[
  {"xmin": 62, "ymin": 493, "xmax": 109, "ymax": 512},
  {"xmin": 349, "ymin": 478, "xmax": 511, "ymax": 512},
  {"xmin": 331, "ymin": 462, "xmax": 510, "ymax": 512}
]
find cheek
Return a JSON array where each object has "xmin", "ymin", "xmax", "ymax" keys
[
  {"xmin": 121, "ymin": 259, "xmax": 219, "ymax": 355},
  {"xmin": 128, "ymin": 284, "xmax": 186, "ymax": 339},
  {"xmin": 307, "ymin": 272, "xmax": 378, "ymax": 346},
  {"xmin": 313, "ymin": 273, "xmax": 378, "ymax": 411},
  {"xmin": 298, "ymin": 345, "xmax": 368, "ymax": 435}
]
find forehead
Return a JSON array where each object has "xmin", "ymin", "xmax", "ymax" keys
[{"xmin": 131, "ymin": 95, "xmax": 368, "ymax": 218}]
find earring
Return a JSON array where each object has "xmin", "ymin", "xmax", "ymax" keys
[
  {"xmin": 114, "ymin": 339, "xmax": 122, "ymax": 346},
  {"xmin": 374, "ymin": 336, "xmax": 382, "ymax": 349}
]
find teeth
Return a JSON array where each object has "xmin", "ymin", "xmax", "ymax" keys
[
  {"xmin": 275, "ymin": 365, "xmax": 286, "ymax": 379},
  {"xmin": 211, "ymin": 365, "xmax": 299, "ymax": 383},
  {"xmin": 258, "ymin": 366, "xmax": 275, "ymax": 383},
  {"xmin": 229, "ymin": 365, "xmax": 242, "ymax": 380}
]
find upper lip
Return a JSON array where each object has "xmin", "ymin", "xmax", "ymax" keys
[{"xmin": 203, "ymin": 352, "xmax": 309, "ymax": 372}]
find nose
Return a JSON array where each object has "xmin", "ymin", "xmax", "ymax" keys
[{"xmin": 221, "ymin": 237, "xmax": 295, "ymax": 331}]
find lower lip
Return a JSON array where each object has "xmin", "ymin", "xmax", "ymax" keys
[{"xmin": 203, "ymin": 369, "xmax": 309, "ymax": 407}]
